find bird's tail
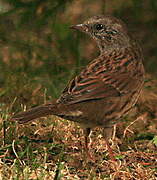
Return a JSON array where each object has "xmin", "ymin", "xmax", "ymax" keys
[{"xmin": 11, "ymin": 103, "xmax": 57, "ymax": 124}]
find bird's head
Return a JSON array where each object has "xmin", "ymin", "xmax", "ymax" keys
[{"xmin": 71, "ymin": 15, "xmax": 131, "ymax": 52}]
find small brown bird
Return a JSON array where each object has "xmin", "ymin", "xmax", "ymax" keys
[{"xmin": 11, "ymin": 15, "xmax": 145, "ymax": 159}]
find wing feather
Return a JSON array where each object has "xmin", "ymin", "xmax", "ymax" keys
[{"xmin": 58, "ymin": 51, "xmax": 141, "ymax": 104}]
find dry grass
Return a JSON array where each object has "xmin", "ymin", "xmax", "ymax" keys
[{"xmin": 1, "ymin": 86, "xmax": 157, "ymax": 179}]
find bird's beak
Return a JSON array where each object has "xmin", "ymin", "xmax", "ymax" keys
[{"xmin": 70, "ymin": 24, "xmax": 89, "ymax": 33}]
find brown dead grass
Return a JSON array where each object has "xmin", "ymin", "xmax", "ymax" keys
[{"xmin": 1, "ymin": 96, "xmax": 157, "ymax": 179}]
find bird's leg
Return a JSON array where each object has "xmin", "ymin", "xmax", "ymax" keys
[
  {"xmin": 103, "ymin": 127, "xmax": 116, "ymax": 161},
  {"xmin": 84, "ymin": 128, "xmax": 91, "ymax": 150},
  {"xmin": 84, "ymin": 128, "xmax": 94, "ymax": 160}
]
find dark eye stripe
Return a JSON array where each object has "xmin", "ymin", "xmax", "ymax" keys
[{"xmin": 106, "ymin": 30, "xmax": 118, "ymax": 35}]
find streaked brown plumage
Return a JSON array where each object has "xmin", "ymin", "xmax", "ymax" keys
[{"xmin": 11, "ymin": 15, "xmax": 145, "ymax": 159}]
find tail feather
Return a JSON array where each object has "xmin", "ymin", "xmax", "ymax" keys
[{"xmin": 11, "ymin": 103, "xmax": 56, "ymax": 124}]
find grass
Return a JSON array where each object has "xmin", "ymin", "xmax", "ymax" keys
[
  {"xmin": 0, "ymin": 0, "xmax": 157, "ymax": 179},
  {"xmin": 1, "ymin": 89, "xmax": 157, "ymax": 179}
]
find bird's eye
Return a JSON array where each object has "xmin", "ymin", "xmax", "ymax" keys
[{"xmin": 94, "ymin": 24, "xmax": 104, "ymax": 31}]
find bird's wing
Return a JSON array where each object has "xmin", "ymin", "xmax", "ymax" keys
[{"xmin": 58, "ymin": 54, "xmax": 141, "ymax": 104}]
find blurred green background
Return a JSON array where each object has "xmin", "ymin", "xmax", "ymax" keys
[{"xmin": 0, "ymin": 0, "xmax": 156, "ymax": 110}]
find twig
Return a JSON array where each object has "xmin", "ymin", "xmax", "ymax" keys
[
  {"xmin": 12, "ymin": 140, "xmax": 25, "ymax": 166},
  {"xmin": 123, "ymin": 113, "xmax": 147, "ymax": 138}
]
